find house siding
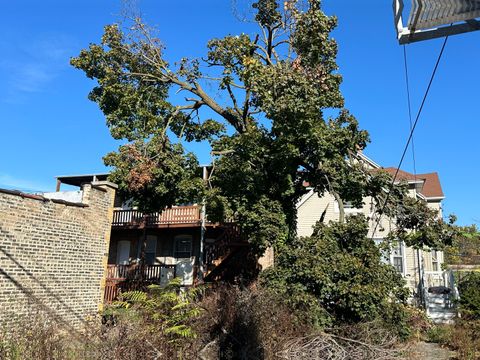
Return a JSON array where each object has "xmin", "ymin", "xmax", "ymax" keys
[{"xmin": 296, "ymin": 188, "xmax": 444, "ymax": 294}]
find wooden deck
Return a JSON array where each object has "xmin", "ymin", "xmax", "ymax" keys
[{"xmin": 112, "ymin": 206, "xmax": 202, "ymax": 228}]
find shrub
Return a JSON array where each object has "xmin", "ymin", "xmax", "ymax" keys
[
  {"xmin": 108, "ymin": 277, "xmax": 204, "ymax": 346},
  {"xmin": 426, "ymin": 325, "xmax": 452, "ymax": 344},
  {"xmin": 194, "ymin": 284, "xmax": 310, "ymax": 358},
  {"xmin": 426, "ymin": 321, "xmax": 480, "ymax": 360},
  {"xmin": 458, "ymin": 272, "xmax": 480, "ymax": 320},
  {"xmin": 261, "ymin": 215, "xmax": 409, "ymax": 330}
]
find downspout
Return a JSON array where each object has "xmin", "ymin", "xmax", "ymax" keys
[
  {"xmin": 417, "ymin": 248, "xmax": 426, "ymax": 308},
  {"xmin": 198, "ymin": 166, "xmax": 208, "ymax": 281}
]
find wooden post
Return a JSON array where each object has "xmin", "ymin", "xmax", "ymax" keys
[
  {"xmin": 198, "ymin": 166, "xmax": 208, "ymax": 281},
  {"xmin": 139, "ymin": 216, "xmax": 147, "ymax": 283}
]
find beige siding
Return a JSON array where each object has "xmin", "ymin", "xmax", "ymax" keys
[
  {"xmin": 297, "ymin": 191, "xmax": 337, "ymax": 237},
  {"xmin": 296, "ymin": 189, "xmax": 445, "ymax": 294}
]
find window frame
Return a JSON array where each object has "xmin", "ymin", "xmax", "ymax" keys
[
  {"xmin": 431, "ymin": 249, "xmax": 439, "ymax": 272},
  {"xmin": 174, "ymin": 235, "xmax": 193, "ymax": 259},
  {"xmin": 333, "ymin": 199, "xmax": 363, "ymax": 214},
  {"xmin": 390, "ymin": 241, "xmax": 406, "ymax": 276},
  {"xmin": 145, "ymin": 235, "xmax": 158, "ymax": 265}
]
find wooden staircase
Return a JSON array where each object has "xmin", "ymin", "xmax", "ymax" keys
[
  {"xmin": 423, "ymin": 270, "xmax": 459, "ymax": 324},
  {"xmin": 203, "ymin": 223, "xmax": 248, "ymax": 281},
  {"xmin": 426, "ymin": 292, "xmax": 457, "ymax": 324}
]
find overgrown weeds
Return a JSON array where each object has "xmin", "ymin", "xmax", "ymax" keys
[
  {"xmin": 0, "ymin": 282, "xmax": 421, "ymax": 360},
  {"xmin": 426, "ymin": 321, "xmax": 480, "ymax": 360}
]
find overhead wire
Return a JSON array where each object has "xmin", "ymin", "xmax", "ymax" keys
[
  {"xmin": 403, "ymin": 45, "xmax": 417, "ymax": 179},
  {"xmin": 370, "ymin": 35, "xmax": 449, "ymax": 239}
]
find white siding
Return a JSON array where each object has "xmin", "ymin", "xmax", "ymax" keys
[{"xmin": 296, "ymin": 190, "xmax": 445, "ymax": 294}]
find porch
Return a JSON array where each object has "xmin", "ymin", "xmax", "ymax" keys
[
  {"xmin": 104, "ymin": 208, "xmax": 245, "ymax": 304},
  {"xmin": 422, "ymin": 270, "xmax": 459, "ymax": 324},
  {"xmin": 104, "ymin": 264, "xmax": 177, "ymax": 304},
  {"xmin": 112, "ymin": 206, "xmax": 202, "ymax": 228}
]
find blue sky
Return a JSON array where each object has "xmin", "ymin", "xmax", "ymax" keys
[{"xmin": 0, "ymin": 1, "xmax": 478, "ymax": 225}]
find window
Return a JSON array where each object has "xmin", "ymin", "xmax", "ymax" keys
[
  {"xmin": 374, "ymin": 238, "xmax": 390, "ymax": 264},
  {"xmin": 375, "ymin": 239, "xmax": 405, "ymax": 275},
  {"xmin": 432, "ymin": 250, "xmax": 439, "ymax": 272},
  {"xmin": 145, "ymin": 235, "xmax": 157, "ymax": 265},
  {"xmin": 174, "ymin": 235, "xmax": 192, "ymax": 259},
  {"xmin": 343, "ymin": 201, "xmax": 354, "ymax": 209},
  {"xmin": 116, "ymin": 240, "xmax": 131, "ymax": 265},
  {"xmin": 391, "ymin": 242, "xmax": 404, "ymax": 274}
]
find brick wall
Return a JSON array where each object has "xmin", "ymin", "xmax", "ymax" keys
[{"xmin": 0, "ymin": 181, "xmax": 116, "ymax": 330}]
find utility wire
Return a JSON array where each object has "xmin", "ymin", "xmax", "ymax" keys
[
  {"xmin": 371, "ymin": 35, "xmax": 449, "ymax": 239},
  {"xmin": 403, "ymin": 45, "xmax": 417, "ymax": 179}
]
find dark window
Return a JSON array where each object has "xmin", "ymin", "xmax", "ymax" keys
[
  {"xmin": 392, "ymin": 242, "xmax": 404, "ymax": 274},
  {"xmin": 393, "ymin": 257, "xmax": 404, "ymax": 273},
  {"xmin": 175, "ymin": 236, "xmax": 192, "ymax": 258},
  {"xmin": 145, "ymin": 236, "xmax": 157, "ymax": 265},
  {"xmin": 432, "ymin": 250, "xmax": 439, "ymax": 271}
]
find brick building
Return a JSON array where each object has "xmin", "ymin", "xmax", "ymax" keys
[{"xmin": 0, "ymin": 181, "xmax": 116, "ymax": 329}]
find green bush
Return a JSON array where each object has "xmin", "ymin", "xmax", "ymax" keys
[
  {"xmin": 426, "ymin": 325, "xmax": 452, "ymax": 344},
  {"xmin": 108, "ymin": 278, "xmax": 204, "ymax": 345},
  {"xmin": 458, "ymin": 272, "xmax": 480, "ymax": 320},
  {"xmin": 261, "ymin": 215, "xmax": 410, "ymax": 332}
]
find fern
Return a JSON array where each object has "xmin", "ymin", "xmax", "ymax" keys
[
  {"xmin": 164, "ymin": 325, "xmax": 197, "ymax": 340},
  {"xmin": 105, "ymin": 277, "xmax": 204, "ymax": 345},
  {"xmin": 122, "ymin": 290, "xmax": 148, "ymax": 303}
]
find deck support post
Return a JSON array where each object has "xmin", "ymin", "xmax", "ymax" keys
[{"xmin": 198, "ymin": 166, "xmax": 208, "ymax": 281}]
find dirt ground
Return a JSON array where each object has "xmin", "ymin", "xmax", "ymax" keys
[{"xmin": 408, "ymin": 341, "xmax": 457, "ymax": 359}]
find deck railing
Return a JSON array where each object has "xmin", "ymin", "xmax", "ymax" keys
[
  {"xmin": 112, "ymin": 206, "xmax": 201, "ymax": 227},
  {"xmin": 104, "ymin": 264, "xmax": 176, "ymax": 304}
]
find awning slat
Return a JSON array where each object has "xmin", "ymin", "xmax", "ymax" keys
[{"xmin": 408, "ymin": 0, "xmax": 480, "ymax": 30}]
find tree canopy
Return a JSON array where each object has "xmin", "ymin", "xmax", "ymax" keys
[{"xmin": 71, "ymin": 0, "xmax": 456, "ymax": 255}]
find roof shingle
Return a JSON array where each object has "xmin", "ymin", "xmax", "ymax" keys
[{"xmin": 382, "ymin": 167, "xmax": 444, "ymax": 199}]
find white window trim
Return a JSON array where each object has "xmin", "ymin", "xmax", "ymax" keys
[
  {"xmin": 431, "ymin": 249, "xmax": 440, "ymax": 272},
  {"xmin": 390, "ymin": 241, "xmax": 407, "ymax": 277},
  {"xmin": 374, "ymin": 238, "xmax": 407, "ymax": 277}
]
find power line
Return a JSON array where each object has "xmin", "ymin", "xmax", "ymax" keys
[
  {"xmin": 371, "ymin": 35, "xmax": 449, "ymax": 239},
  {"xmin": 403, "ymin": 45, "xmax": 417, "ymax": 179}
]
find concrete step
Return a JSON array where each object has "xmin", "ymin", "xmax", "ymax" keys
[
  {"xmin": 429, "ymin": 308, "xmax": 456, "ymax": 314},
  {"xmin": 427, "ymin": 294, "xmax": 450, "ymax": 300},
  {"xmin": 427, "ymin": 298, "xmax": 449, "ymax": 305},
  {"xmin": 427, "ymin": 301, "xmax": 455, "ymax": 308},
  {"xmin": 429, "ymin": 311, "xmax": 457, "ymax": 324}
]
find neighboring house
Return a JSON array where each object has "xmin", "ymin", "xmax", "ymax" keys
[{"xmin": 296, "ymin": 153, "xmax": 446, "ymax": 297}]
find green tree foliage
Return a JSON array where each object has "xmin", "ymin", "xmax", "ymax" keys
[
  {"xmin": 109, "ymin": 278, "xmax": 203, "ymax": 343},
  {"xmin": 387, "ymin": 197, "xmax": 458, "ymax": 250},
  {"xmin": 458, "ymin": 272, "xmax": 480, "ymax": 320},
  {"xmin": 261, "ymin": 215, "xmax": 409, "ymax": 326},
  {"xmin": 445, "ymin": 225, "xmax": 480, "ymax": 265},
  {"xmin": 71, "ymin": 0, "xmax": 391, "ymax": 253},
  {"xmin": 71, "ymin": 1, "xmax": 457, "ymax": 256}
]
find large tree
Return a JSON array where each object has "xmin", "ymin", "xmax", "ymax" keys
[{"xmin": 71, "ymin": 0, "xmax": 454, "ymax": 255}]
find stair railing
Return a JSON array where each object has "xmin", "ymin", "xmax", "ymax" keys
[{"xmin": 204, "ymin": 223, "xmax": 242, "ymax": 271}]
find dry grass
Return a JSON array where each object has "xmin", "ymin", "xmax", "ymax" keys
[{"xmin": 0, "ymin": 285, "xmax": 426, "ymax": 360}]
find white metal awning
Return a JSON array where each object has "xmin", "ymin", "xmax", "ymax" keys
[{"xmin": 394, "ymin": 0, "xmax": 480, "ymax": 44}]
